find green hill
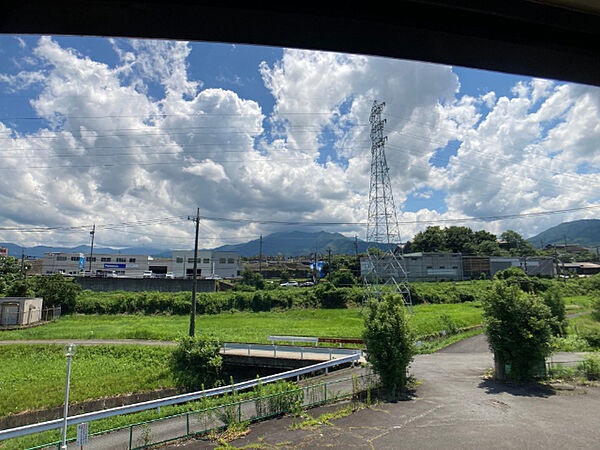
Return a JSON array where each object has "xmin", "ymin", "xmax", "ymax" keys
[{"xmin": 527, "ymin": 219, "xmax": 600, "ymax": 249}]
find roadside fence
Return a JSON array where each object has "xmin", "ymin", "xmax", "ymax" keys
[
  {"xmin": 41, "ymin": 306, "xmax": 61, "ymax": 322},
  {"xmin": 24, "ymin": 372, "xmax": 378, "ymax": 450}
]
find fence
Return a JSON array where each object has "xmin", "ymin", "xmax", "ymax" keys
[
  {"xmin": 222, "ymin": 342, "xmax": 362, "ymax": 361},
  {"xmin": 27, "ymin": 372, "xmax": 379, "ymax": 450},
  {"xmin": 0, "ymin": 353, "xmax": 360, "ymax": 448},
  {"xmin": 41, "ymin": 306, "xmax": 61, "ymax": 322}
]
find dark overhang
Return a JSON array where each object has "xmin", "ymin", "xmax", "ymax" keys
[{"xmin": 1, "ymin": 1, "xmax": 600, "ymax": 86}]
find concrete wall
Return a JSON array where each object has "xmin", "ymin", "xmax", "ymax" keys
[{"xmin": 76, "ymin": 277, "xmax": 216, "ymax": 293}]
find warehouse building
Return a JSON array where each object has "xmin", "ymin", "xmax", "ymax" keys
[
  {"xmin": 171, "ymin": 250, "xmax": 241, "ymax": 279},
  {"xmin": 489, "ymin": 257, "xmax": 555, "ymax": 277},
  {"xmin": 41, "ymin": 252, "xmax": 154, "ymax": 277},
  {"xmin": 361, "ymin": 252, "xmax": 463, "ymax": 282}
]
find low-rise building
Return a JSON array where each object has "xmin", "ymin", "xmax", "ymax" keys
[
  {"xmin": 172, "ymin": 250, "xmax": 240, "ymax": 278},
  {"xmin": 0, "ymin": 247, "xmax": 7, "ymax": 258},
  {"xmin": 41, "ymin": 252, "xmax": 156, "ymax": 277},
  {"xmin": 489, "ymin": 256, "xmax": 555, "ymax": 277},
  {"xmin": 361, "ymin": 252, "xmax": 463, "ymax": 282},
  {"xmin": 462, "ymin": 256, "xmax": 491, "ymax": 279},
  {"xmin": 0, "ymin": 297, "xmax": 43, "ymax": 327},
  {"xmin": 562, "ymin": 262, "xmax": 600, "ymax": 276}
]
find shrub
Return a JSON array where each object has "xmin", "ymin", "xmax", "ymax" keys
[
  {"xmin": 483, "ymin": 282, "xmax": 555, "ymax": 381},
  {"xmin": 362, "ymin": 294, "xmax": 415, "ymax": 397},
  {"xmin": 541, "ymin": 287, "xmax": 567, "ymax": 336},
  {"xmin": 170, "ymin": 336, "xmax": 222, "ymax": 390},
  {"xmin": 6, "ymin": 280, "xmax": 34, "ymax": 297}
]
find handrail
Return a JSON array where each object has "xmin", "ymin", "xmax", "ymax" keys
[
  {"xmin": 0, "ymin": 353, "xmax": 360, "ymax": 441},
  {"xmin": 268, "ymin": 335, "xmax": 319, "ymax": 346}
]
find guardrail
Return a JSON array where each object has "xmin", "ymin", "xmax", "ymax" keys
[
  {"xmin": 223, "ymin": 342, "xmax": 362, "ymax": 360},
  {"xmin": 0, "ymin": 353, "xmax": 360, "ymax": 442},
  {"xmin": 268, "ymin": 335, "xmax": 319, "ymax": 346}
]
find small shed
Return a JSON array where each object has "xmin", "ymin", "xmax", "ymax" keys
[{"xmin": 0, "ymin": 297, "xmax": 43, "ymax": 327}]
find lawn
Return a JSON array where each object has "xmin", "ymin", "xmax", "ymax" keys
[{"xmin": 0, "ymin": 303, "xmax": 483, "ymax": 343}]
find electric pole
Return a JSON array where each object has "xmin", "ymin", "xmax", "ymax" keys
[
  {"xmin": 259, "ymin": 235, "xmax": 263, "ymax": 276},
  {"xmin": 88, "ymin": 224, "xmax": 96, "ymax": 273},
  {"xmin": 188, "ymin": 208, "xmax": 200, "ymax": 337},
  {"xmin": 20, "ymin": 247, "xmax": 25, "ymax": 279}
]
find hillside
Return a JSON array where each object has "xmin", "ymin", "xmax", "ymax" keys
[
  {"xmin": 527, "ymin": 219, "xmax": 600, "ymax": 249},
  {"xmin": 214, "ymin": 230, "xmax": 388, "ymax": 257}
]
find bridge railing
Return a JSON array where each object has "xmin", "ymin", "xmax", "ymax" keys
[
  {"xmin": 268, "ymin": 335, "xmax": 319, "ymax": 346},
  {"xmin": 222, "ymin": 342, "xmax": 362, "ymax": 360},
  {"xmin": 0, "ymin": 353, "xmax": 360, "ymax": 443}
]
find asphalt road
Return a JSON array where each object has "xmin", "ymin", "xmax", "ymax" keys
[{"xmin": 176, "ymin": 334, "xmax": 600, "ymax": 449}]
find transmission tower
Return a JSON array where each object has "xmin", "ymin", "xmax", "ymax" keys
[{"xmin": 363, "ymin": 100, "xmax": 413, "ymax": 312}]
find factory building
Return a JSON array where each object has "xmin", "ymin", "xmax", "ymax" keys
[{"xmin": 171, "ymin": 250, "xmax": 241, "ymax": 279}]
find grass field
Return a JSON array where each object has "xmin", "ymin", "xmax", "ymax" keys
[
  {"xmin": 0, "ymin": 345, "xmax": 174, "ymax": 417},
  {"xmin": 0, "ymin": 303, "xmax": 483, "ymax": 343}
]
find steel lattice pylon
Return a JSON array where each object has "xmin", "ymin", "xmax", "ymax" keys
[{"xmin": 362, "ymin": 100, "xmax": 413, "ymax": 312}]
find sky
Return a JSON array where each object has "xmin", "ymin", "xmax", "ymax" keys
[{"xmin": 0, "ymin": 35, "xmax": 599, "ymax": 251}]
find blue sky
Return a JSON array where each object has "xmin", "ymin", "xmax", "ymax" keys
[{"xmin": 0, "ymin": 35, "xmax": 599, "ymax": 249}]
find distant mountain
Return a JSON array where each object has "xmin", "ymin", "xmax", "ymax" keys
[
  {"xmin": 214, "ymin": 230, "xmax": 388, "ymax": 257},
  {"xmin": 1, "ymin": 230, "xmax": 391, "ymax": 259},
  {"xmin": 0, "ymin": 243, "xmax": 170, "ymax": 259},
  {"xmin": 527, "ymin": 219, "xmax": 600, "ymax": 249}
]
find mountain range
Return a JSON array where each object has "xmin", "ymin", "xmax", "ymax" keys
[
  {"xmin": 3, "ymin": 219, "xmax": 599, "ymax": 258},
  {"xmin": 0, "ymin": 231, "xmax": 385, "ymax": 258},
  {"xmin": 526, "ymin": 219, "xmax": 600, "ymax": 249}
]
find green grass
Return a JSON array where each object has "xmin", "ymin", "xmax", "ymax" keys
[
  {"xmin": 0, "ymin": 303, "xmax": 483, "ymax": 343},
  {"xmin": 564, "ymin": 295, "xmax": 595, "ymax": 313},
  {"xmin": 0, "ymin": 345, "xmax": 174, "ymax": 418}
]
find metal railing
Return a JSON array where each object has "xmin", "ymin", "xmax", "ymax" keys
[
  {"xmin": 268, "ymin": 335, "xmax": 319, "ymax": 346},
  {"xmin": 0, "ymin": 353, "xmax": 360, "ymax": 443},
  {"xmin": 222, "ymin": 342, "xmax": 362, "ymax": 360},
  {"xmin": 26, "ymin": 372, "xmax": 379, "ymax": 450}
]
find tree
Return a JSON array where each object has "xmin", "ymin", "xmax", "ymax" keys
[
  {"xmin": 28, "ymin": 274, "xmax": 82, "ymax": 313},
  {"xmin": 329, "ymin": 269, "xmax": 356, "ymax": 287},
  {"xmin": 483, "ymin": 282, "xmax": 555, "ymax": 381},
  {"xmin": 363, "ymin": 294, "xmax": 416, "ymax": 397},
  {"xmin": 0, "ymin": 256, "xmax": 21, "ymax": 295},
  {"xmin": 411, "ymin": 226, "xmax": 446, "ymax": 252},
  {"xmin": 279, "ymin": 269, "xmax": 290, "ymax": 284},
  {"xmin": 444, "ymin": 226, "xmax": 476, "ymax": 254},
  {"xmin": 500, "ymin": 230, "xmax": 537, "ymax": 256},
  {"xmin": 240, "ymin": 268, "xmax": 265, "ymax": 290},
  {"xmin": 170, "ymin": 335, "xmax": 222, "ymax": 390}
]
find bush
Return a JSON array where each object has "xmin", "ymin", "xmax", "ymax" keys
[
  {"xmin": 6, "ymin": 280, "xmax": 34, "ymax": 297},
  {"xmin": 483, "ymin": 282, "xmax": 555, "ymax": 381},
  {"xmin": 362, "ymin": 294, "xmax": 415, "ymax": 397},
  {"xmin": 170, "ymin": 336, "xmax": 222, "ymax": 390}
]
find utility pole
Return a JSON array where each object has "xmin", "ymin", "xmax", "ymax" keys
[
  {"xmin": 20, "ymin": 247, "xmax": 25, "ymax": 279},
  {"xmin": 88, "ymin": 224, "xmax": 96, "ymax": 273},
  {"xmin": 259, "ymin": 235, "xmax": 263, "ymax": 276},
  {"xmin": 188, "ymin": 208, "xmax": 200, "ymax": 337}
]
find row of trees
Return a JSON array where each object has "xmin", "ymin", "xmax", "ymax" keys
[
  {"xmin": 408, "ymin": 226, "xmax": 538, "ymax": 256},
  {"xmin": 0, "ymin": 256, "xmax": 81, "ymax": 312}
]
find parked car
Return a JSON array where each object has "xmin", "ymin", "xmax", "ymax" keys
[
  {"xmin": 300, "ymin": 281, "xmax": 315, "ymax": 287},
  {"xmin": 280, "ymin": 281, "xmax": 299, "ymax": 287},
  {"xmin": 165, "ymin": 272, "xmax": 174, "ymax": 279},
  {"xmin": 142, "ymin": 271, "xmax": 153, "ymax": 278}
]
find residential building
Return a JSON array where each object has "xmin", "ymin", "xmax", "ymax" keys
[
  {"xmin": 0, "ymin": 247, "xmax": 7, "ymax": 258},
  {"xmin": 172, "ymin": 250, "xmax": 240, "ymax": 279}
]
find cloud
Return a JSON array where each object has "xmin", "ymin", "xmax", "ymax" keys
[{"xmin": 0, "ymin": 38, "xmax": 598, "ymax": 250}]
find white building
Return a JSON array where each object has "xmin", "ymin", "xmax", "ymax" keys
[
  {"xmin": 41, "ymin": 252, "xmax": 156, "ymax": 277},
  {"xmin": 171, "ymin": 250, "xmax": 240, "ymax": 279}
]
